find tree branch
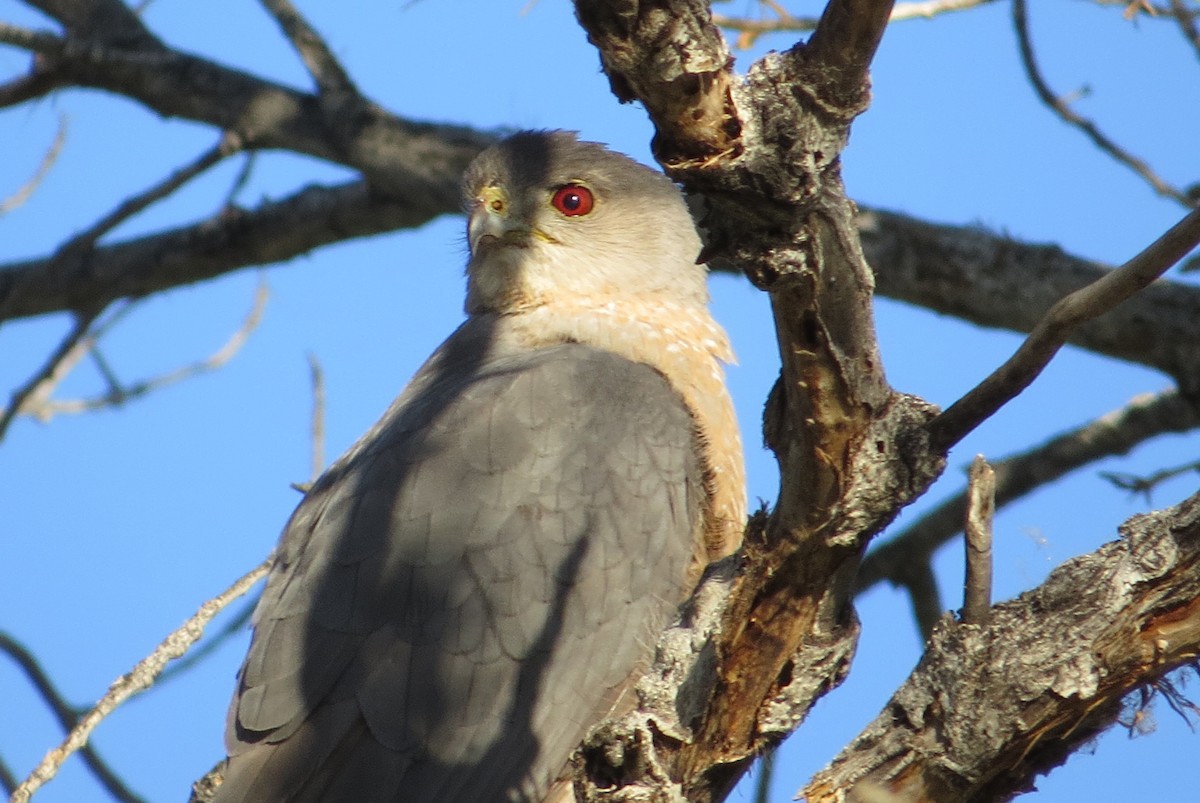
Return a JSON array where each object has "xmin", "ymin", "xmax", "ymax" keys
[
  {"xmin": 929, "ymin": 207, "xmax": 1200, "ymax": 451},
  {"xmin": 0, "ymin": 21, "xmax": 491, "ymax": 197},
  {"xmin": 0, "ymin": 179, "xmax": 455, "ymax": 323},
  {"xmin": 807, "ymin": 490, "xmax": 1200, "ymax": 801},
  {"xmin": 570, "ymin": 3, "xmax": 945, "ymax": 801},
  {"xmin": 58, "ymin": 131, "xmax": 244, "ymax": 256},
  {"xmin": 1169, "ymin": 0, "xmax": 1200, "ymax": 61},
  {"xmin": 1102, "ymin": 457, "xmax": 1200, "ymax": 501},
  {"xmin": 25, "ymin": 0, "xmax": 162, "ymax": 49},
  {"xmin": 257, "ymin": 0, "xmax": 357, "ymax": 96},
  {"xmin": 0, "ymin": 633, "xmax": 146, "ymax": 803},
  {"xmin": 960, "ymin": 455, "xmax": 994, "ymax": 625},
  {"xmin": 856, "ymin": 207, "xmax": 1200, "ymax": 392},
  {"xmin": 0, "ymin": 114, "xmax": 66, "ymax": 214},
  {"xmin": 858, "ymin": 388, "xmax": 1200, "ymax": 598},
  {"xmin": 10, "ymin": 557, "xmax": 272, "ymax": 803},
  {"xmin": 20, "ymin": 279, "xmax": 267, "ymax": 422},
  {"xmin": 1013, "ymin": 0, "xmax": 1195, "ymax": 208},
  {"xmin": 0, "ymin": 309, "xmax": 99, "ymax": 442},
  {"xmin": 574, "ymin": 0, "xmax": 740, "ymax": 165}
]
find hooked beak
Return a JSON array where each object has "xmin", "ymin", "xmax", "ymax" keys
[{"xmin": 468, "ymin": 185, "xmax": 532, "ymax": 255}]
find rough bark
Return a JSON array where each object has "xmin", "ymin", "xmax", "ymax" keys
[
  {"xmin": 808, "ymin": 490, "xmax": 1200, "ymax": 802},
  {"xmin": 569, "ymin": 2, "xmax": 952, "ymax": 801}
]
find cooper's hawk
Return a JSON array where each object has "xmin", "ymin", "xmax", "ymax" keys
[{"xmin": 213, "ymin": 131, "xmax": 745, "ymax": 802}]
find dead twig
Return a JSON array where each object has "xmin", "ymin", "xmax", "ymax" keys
[
  {"xmin": 257, "ymin": 0, "xmax": 358, "ymax": 96},
  {"xmin": 860, "ymin": 389, "xmax": 1200, "ymax": 600},
  {"xmin": 27, "ymin": 279, "xmax": 269, "ymax": 422},
  {"xmin": 929, "ymin": 207, "xmax": 1200, "ymax": 451},
  {"xmin": 903, "ymin": 560, "xmax": 944, "ymax": 640},
  {"xmin": 714, "ymin": 0, "xmax": 998, "ymax": 47},
  {"xmin": 962, "ymin": 455, "xmax": 995, "ymax": 625},
  {"xmin": 306, "ymin": 352, "xmax": 326, "ymax": 484},
  {"xmin": 0, "ymin": 310, "xmax": 100, "ymax": 442},
  {"xmin": 58, "ymin": 132, "xmax": 245, "ymax": 256},
  {"xmin": 0, "ymin": 115, "xmax": 67, "ymax": 215},
  {"xmin": 155, "ymin": 596, "xmax": 257, "ymax": 686},
  {"xmin": 9, "ymin": 557, "xmax": 273, "ymax": 803},
  {"xmin": 1102, "ymin": 458, "xmax": 1200, "ymax": 501},
  {"xmin": 1013, "ymin": 0, "xmax": 1195, "ymax": 208},
  {"xmin": 1168, "ymin": 0, "xmax": 1200, "ymax": 61},
  {"xmin": 0, "ymin": 634, "xmax": 146, "ymax": 803}
]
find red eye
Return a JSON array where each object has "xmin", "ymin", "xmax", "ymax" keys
[{"xmin": 551, "ymin": 185, "xmax": 594, "ymax": 217}]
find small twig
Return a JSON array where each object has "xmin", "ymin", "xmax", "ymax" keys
[
  {"xmin": 306, "ymin": 352, "xmax": 326, "ymax": 483},
  {"xmin": 1013, "ymin": 0, "xmax": 1195, "ymax": 208},
  {"xmin": 223, "ymin": 152, "xmax": 259, "ymax": 209},
  {"xmin": 1169, "ymin": 0, "xmax": 1200, "ymax": 61},
  {"xmin": 29, "ymin": 280, "xmax": 268, "ymax": 421},
  {"xmin": 1, "ymin": 752, "xmax": 18, "ymax": 796},
  {"xmin": 0, "ymin": 22, "xmax": 64, "ymax": 55},
  {"xmin": 1101, "ymin": 458, "xmax": 1200, "ymax": 501},
  {"xmin": 714, "ymin": 0, "xmax": 997, "ymax": 45},
  {"xmin": 156, "ymin": 595, "xmax": 258, "ymax": 685},
  {"xmin": 962, "ymin": 455, "xmax": 996, "ymax": 625},
  {"xmin": 752, "ymin": 745, "xmax": 775, "ymax": 803},
  {"xmin": 0, "ymin": 634, "xmax": 146, "ymax": 803},
  {"xmin": 0, "ymin": 115, "xmax": 67, "ymax": 215},
  {"xmin": 58, "ymin": 132, "xmax": 244, "ymax": 256},
  {"xmin": 0, "ymin": 310, "xmax": 100, "ymax": 442},
  {"xmin": 929, "ymin": 207, "xmax": 1200, "ymax": 451},
  {"xmin": 9, "ymin": 557, "xmax": 273, "ymax": 803},
  {"xmin": 257, "ymin": 0, "xmax": 358, "ymax": 96},
  {"xmin": 0, "ymin": 69, "xmax": 65, "ymax": 109},
  {"xmin": 904, "ymin": 561, "xmax": 944, "ymax": 640},
  {"xmin": 860, "ymin": 389, "xmax": 1200, "ymax": 598}
]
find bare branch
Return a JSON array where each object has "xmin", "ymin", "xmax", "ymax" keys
[
  {"xmin": 222, "ymin": 152, "xmax": 258, "ymax": 208},
  {"xmin": 808, "ymin": 491, "xmax": 1200, "ymax": 801},
  {"xmin": 1013, "ymin": 0, "xmax": 1195, "ymax": 207},
  {"xmin": 859, "ymin": 389, "xmax": 1200, "ymax": 597},
  {"xmin": 0, "ymin": 70, "xmax": 66, "ymax": 109},
  {"xmin": 0, "ymin": 309, "xmax": 100, "ymax": 443},
  {"xmin": 306, "ymin": 352, "xmax": 326, "ymax": 483},
  {"xmin": 0, "ymin": 633, "xmax": 146, "ymax": 803},
  {"xmin": 0, "ymin": 115, "xmax": 67, "ymax": 215},
  {"xmin": 30, "ymin": 279, "xmax": 268, "ymax": 420},
  {"xmin": 805, "ymin": 0, "xmax": 897, "ymax": 102},
  {"xmin": 929, "ymin": 207, "xmax": 1200, "ymax": 451},
  {"xmin": 155, "ymin": 596, "xmax": 257, "ymax": 686},
  {"xmin": 855, "ymin": 208, "xmax": 1200, "ymax": 391},
  {"xmin": 961, "ymin": 455, "xmax": 995, "ymax": 625},
  {"xmin": 1169, "ymin": 0, "xmax": 1200, "ymax": 61},
  {"xmin": 257, "ymin": 0, "xmax": 357, "ymax": 96},
  {"xmin": 0, "ymin": 22, "xmax": 492, "ymax": 196},
  {"xmin": 1102, "ymin": 458, "xmax": 1200, "ymax": 501},
  {"xmin": 0, "ymin": 177, "xmax": 458, "ymax": 324},
  {"xmin": 715, "ymin": 0, "xmax": 997, "ymax": 45},
  {"xmin": 0, "ymin": 754, "xmax": 16, "ymax": 797},
  {"xmin": 24, "ymin": 0, "xmax": 162, "ymax": 49},
  {"xmin": 10, "ymin": 557, "xmax": 273, "ymax": 803},
  {"xmin": 903, "ymin": 560, "xmax": 943, "ymax": 641},
  {"xmin": 57, "ymin": 131, "xmax": 245, "ymax": 256}
]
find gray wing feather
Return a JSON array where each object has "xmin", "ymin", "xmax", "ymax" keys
[{"xmin": 215, "ymin": 321, "xmax": 702, "ymax": 803}]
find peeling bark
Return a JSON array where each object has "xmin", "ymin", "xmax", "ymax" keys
[{"xmin": 808, "ymin": 491, "xmax": 1200, "ymax": 802}]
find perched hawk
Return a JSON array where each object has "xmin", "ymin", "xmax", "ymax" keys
[{"xmin": 214, "ymin": 131, "xmax": 745, "ymax": 802}]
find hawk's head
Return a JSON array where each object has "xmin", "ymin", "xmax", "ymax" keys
[{"xmin": 461, "ymin": 130, "xmax": 708, "ymax": 316}]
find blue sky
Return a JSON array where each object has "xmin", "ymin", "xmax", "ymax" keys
[{"xmin": 1, "ymin": 1, "xmax": 1197, "ymax": 801}]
